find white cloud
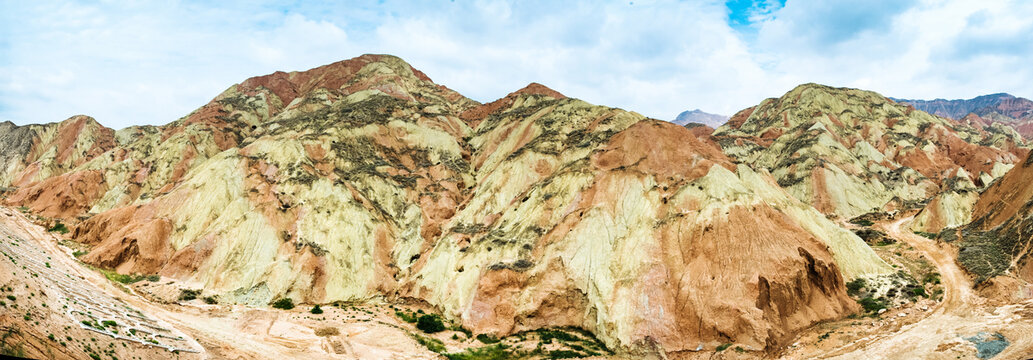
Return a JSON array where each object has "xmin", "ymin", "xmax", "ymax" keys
[{"xmin": 1, "ymin": 0, "xmax": 1032, "ymax": 129}]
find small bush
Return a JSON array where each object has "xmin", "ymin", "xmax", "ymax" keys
[
  {"xmin": 271, "ymin": 297, "xmax": 295, "ymax": 310},
  {"xmin": 416, "ymin": 314, "xmax": 446, "ymax": 333},
  {"xmin": 910, "ymin": 287, "xmax": 927, "ymax": 297},
  {"xmin": 101, "ymin": 320, "xmax": 116, "ymax": 328},
  {"xmin": 311, "ymin": 305, "xmax": 323, "ymax": 314},
  {"xmin": 716, "ymin": 343, "xmax": 732, "ymax": 351},
  {"xmin": 177, "ymin": 289, "xmax": 200, "ymax": 301},
  {"xmin": 203, "ymin": 296, "xmax": 218, "ymax": 305}
]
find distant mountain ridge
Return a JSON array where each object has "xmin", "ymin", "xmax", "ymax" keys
[
  {"xmin": 894, "ymin": 93, "xmax": 1033, "ymax": 139},
  {"xmin": 671, "ymin": 109, "xmax": 728, "ymax": 128}
]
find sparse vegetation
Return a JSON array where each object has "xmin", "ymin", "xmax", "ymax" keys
[
  {"xmin": 444, "ymin": 344, "xmax": 511, "ymax": 360},
  {"xmin": 476, "ymin": 333, "xmax": 500, "ymax": 344},
  {"xmin": 850, "ymin": 219, "xmax": 874, "ymax": 227},
  {"xmin": 859, "ymin": 297, "xmax": 887, "ymax": 313},
  {"xmin": 203, "ymin": 296, "xmax": 218, "ymax": 304},
  {"xmin": 47, "ymin": 222, "xmax": 69, "ymax": 234},
  {"xmin": 913, "ymin": 231, "xmax": 937, "ymax": 239},
  {"xmin": 177, "ymin": 289, "xmax": 201, "ymax": 302},
  {"xmin": 101, "ymin": 270, "xmax": 156, "ymax": 284},
  {"xmin": 395, "ymin": 310, "xmax": 418, "ymax": 323},
  {"xmin": 411, "ymin": 332, "xmax": 446, "ymax": 353},
  {"xmin": 846, "ymin": 278, "xmax": 866, "ymax": 296}
]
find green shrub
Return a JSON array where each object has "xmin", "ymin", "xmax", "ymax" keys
[
  {"xmin": 716, "ymin": 343, "xmax": 732, "ymax": 351},
  {"xmin": 271, "ymin": 297, "xmax": 295, "ymax": 310},
  {"xmin": 101, "ymin": 320, "xmax": 116, "ymax": 328},
  {"xmin": 859, "ymin": 297, "xmax": 886, "ymax": 313},
  {"xmin": 910, "ymin": 287, "xmax": 927, "ymax": 297},
  {"xmin": 416, "ymin": 314, "xmax": 446, "ymax": 333},
  {"xmin": 311, "ymin": 305, "xmax": 323, "ymax": 314},
  {"xmin": 845, "ymin": 278, "xmax": 866, "ymax": 296},
  {"xmin": 203, "ymin": 296, "xmax": 218, "ymax": 305},
  {"xmin": 476, "ymin": 333, "xmax": 500, "ymax": 344}
]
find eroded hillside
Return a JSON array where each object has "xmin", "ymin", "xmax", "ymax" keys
[
  {"xmin": 0, "ymin": 55, "xmax": 908, "ymax": 356},
  {"xmin": 714, "ymin": 84, "xmax": 1027, "ymax": 222}
]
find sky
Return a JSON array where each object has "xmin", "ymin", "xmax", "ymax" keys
[{"xmin": 1, "ymin": 0, "xmax": 1032, "ymax": 129}]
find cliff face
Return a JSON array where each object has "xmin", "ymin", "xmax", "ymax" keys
[
  {"xmin": 1, "ymin": 55, "xmax": 894, "ymax": 352},
  {"xmin": 714, "ymin": 84, "xmax": 1026, "ymax": 220}
]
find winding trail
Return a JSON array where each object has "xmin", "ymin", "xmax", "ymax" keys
[{"xmin": 820, "ymin": 216, "xmax": 1033, "ymax": 359}]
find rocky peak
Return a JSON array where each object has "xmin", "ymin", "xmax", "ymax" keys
[
  {"xmin": 237, "ymin": 54, "xmax": 450, "ymax": 107},
  {"xmin": 460, "ymin": 82, "xmax": 566, "ymax": 126}
]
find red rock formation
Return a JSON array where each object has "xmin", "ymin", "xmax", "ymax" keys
[{"xmin": 5, "ymin": 170, "xmax": 107, "ymax": 219}]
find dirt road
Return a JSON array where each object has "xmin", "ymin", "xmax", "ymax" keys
[{"xmin": 820, "ymin": 216, "xmax": 1033, "ymax": 359}]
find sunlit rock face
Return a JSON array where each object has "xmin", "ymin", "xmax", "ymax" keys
[
  {"xmin": 3, "ymin": 55, "xmax": 898, "ymax": 353},
  {"xmin": 713, "ymin": 83, "xmax": 1026, "ymax": 220}
]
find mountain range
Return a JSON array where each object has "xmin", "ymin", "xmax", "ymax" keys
[
  {"xmin": 894, "ymin": 93, "xmax": 1033, "ymax": 140},
  {"xmin": 2, "ymin": 54, "xmax": 1032, "ymax": 358}
]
